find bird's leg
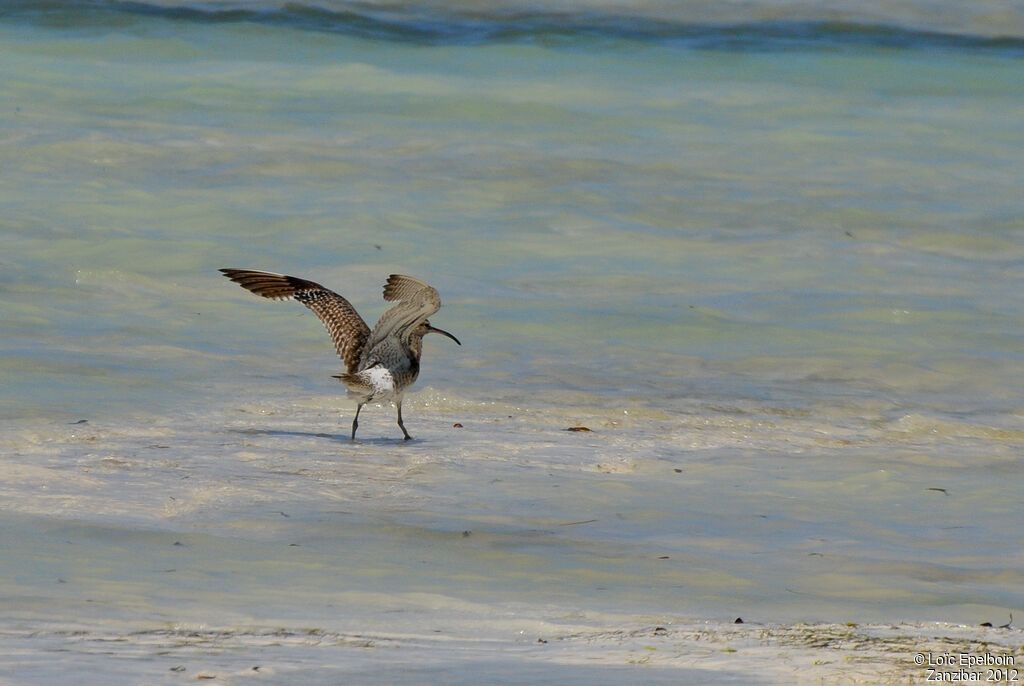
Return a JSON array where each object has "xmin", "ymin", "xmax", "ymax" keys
[
  {"xmin": 351, "ymin": 403, "xmax": 363, "ymax": 441},
  {"xmin": 396, "ymin": 401, "xmax": 412, "ymax": 441}
]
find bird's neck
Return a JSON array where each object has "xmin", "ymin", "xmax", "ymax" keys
[{"xmin": 407, "ymin": 334, "xmax": 424, "ymax": 361}]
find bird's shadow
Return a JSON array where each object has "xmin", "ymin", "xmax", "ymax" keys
[{"xmin": 229, "ymin": 428, "xmax": 417, "ymax": 446}]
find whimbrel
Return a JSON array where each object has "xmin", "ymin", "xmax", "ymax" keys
[{"xmin": 220, "ymin": 269, "xmax": 460, "ymax": 440}]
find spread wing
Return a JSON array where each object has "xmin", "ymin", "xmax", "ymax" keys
[
  {"xmin": 362, "ymin": 274, "xmax": 442, "ymax": 358},
  {"xmin": 219, "ymin": 268, "xmax": 370, "ymax": 374}
]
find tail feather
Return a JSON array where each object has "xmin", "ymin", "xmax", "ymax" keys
[{"xmin": 334, "ymin": 372, "xmax": 369, "ymax": 393}]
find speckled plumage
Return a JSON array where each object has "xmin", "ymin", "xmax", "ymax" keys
[{"xmin": 219, "ymin": 269, "xmax": 460, "ymax": 440}]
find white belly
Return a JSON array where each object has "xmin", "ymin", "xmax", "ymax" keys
[{"xmin": 342, "ymin": 365, "xmax": 398, "ymax": 403}]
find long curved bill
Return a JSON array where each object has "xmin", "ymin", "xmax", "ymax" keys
[{"xmin": 427, "ymin": 324, "xmax": 461, "ymax": 345}]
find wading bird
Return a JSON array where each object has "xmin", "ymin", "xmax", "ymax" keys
[{"xmin": 220, "ymin": 269, "xmax": 460, "ymax": 440}]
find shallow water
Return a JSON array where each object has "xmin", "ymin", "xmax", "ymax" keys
[{"xmin": 2, "ymin": 1, "xmax": 1023, "ymax": 683}]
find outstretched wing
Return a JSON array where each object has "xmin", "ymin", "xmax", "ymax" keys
[
  {"xmin": 362, "ymin": 274, "xmax": 442, "ymax": 358},
  {"xmin": 219, "ymin": 268, "xmax": 371, "ymax": 374},
  {"xmin": 382, "ymin": 274, "xmax": 436, "ymax": 305}
]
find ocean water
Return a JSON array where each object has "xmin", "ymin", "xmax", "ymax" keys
[{"xmin": 1, "ymin": 1, "xmax": 1023, "ymax": 683}]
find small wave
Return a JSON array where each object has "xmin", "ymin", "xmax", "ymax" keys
[{"xmin": 4, "ymin": 1, "xmax": 1024, "ymax": 54}]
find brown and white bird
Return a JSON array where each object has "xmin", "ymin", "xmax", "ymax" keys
[{"xmin": 219, "ymin": 268, "xmax": 460, "ymax": 440}]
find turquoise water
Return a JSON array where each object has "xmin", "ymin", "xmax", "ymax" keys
[{"xmin": 1, "ymin": 2, "xmax": 1023, "ymax": 683}]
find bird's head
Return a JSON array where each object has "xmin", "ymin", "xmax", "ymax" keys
[
  {"xmin": 407, "ymin": 320, "xmax": 460, "ymax": 360},
  {"xmin": 409, "ymin": 320, "xmax": 460, "ymax": 357},
  {"xmin": 420, "ymin": 320, "xmax": 461, "ymax": 346}
]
